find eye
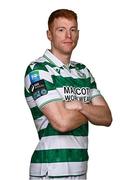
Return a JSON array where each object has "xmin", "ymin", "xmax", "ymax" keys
[
  {"xmin": 71, "ymin": 28, "xmax": 77, "ymax": 32},
  {"xmin": 58, "ymin": 28, "xmax": 65, "ymax": 32}
]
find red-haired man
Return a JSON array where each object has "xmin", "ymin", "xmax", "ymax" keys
[{"xmin": 25, "ymin": 9, "xmax": 112, "ymax": 180}]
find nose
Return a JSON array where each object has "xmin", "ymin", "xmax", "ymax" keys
[{"xmin": 65, "ymin": 30, "xmax": 71, "ymax": 38}]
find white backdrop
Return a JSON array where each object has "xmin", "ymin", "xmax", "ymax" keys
[{"xmin": 0, "ymin": 0, "xmax": 134, "ymax": 179}]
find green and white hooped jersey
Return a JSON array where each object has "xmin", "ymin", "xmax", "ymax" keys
[{"xmin": 24, "ymin": 49, "xmax": 101, "ymax": 177}]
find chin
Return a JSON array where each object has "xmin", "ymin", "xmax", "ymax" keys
[
  {"xmin": 62, "ymin": 50, "xmax": 73, "ymax": 55},
  {"xmin": 62, "ymin": 47, "xmax": 75, "ymax": 54}
]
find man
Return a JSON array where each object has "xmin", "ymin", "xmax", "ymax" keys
[{"xmin": 24, "ymin": 9, "xmax": 112, "ymax": 180}]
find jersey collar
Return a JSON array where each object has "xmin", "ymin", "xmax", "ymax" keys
[
  {"xmin": 43, "ymin": 49, "xmax": 65, "ymax": 68},
  {"xmin": 43, "ymin": 49, "xmax": 75, "ymax": 69}
]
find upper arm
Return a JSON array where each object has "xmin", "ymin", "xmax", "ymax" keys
[
  {"xmin": 86, "ymin": 68, "xmax": 112, "ymax": 124},
  {"xmin": 87, "ymin": 68, "xmax": 109, "ymax": 108},
  {"xmin": 91, "ymin": 95, "xmax": 111, "ymax": 115},
  {"xmin": 25, "ymin": 63, "xmax": 68, "ymax": 131},
  {"xmin": 41, "ymin": 101, "xmax": 67, "ymax": 131}
]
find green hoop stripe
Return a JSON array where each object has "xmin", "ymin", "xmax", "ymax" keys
[{"xmin": 31, "ymin": 149, "xmax": 88, "ymax": 163}]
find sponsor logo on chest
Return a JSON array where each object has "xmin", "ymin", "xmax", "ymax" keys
[{"xmin": 63, "ymin": 86, "xmax": 91, "ymax": 102}]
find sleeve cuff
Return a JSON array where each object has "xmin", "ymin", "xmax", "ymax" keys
[{"xmin": 90, "ymin": 88, "xmax": 101, "ymax": 100}]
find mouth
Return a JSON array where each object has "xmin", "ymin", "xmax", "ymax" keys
[
  {"xmin": 64, "ymin": 41, "xmax": 73, "ymax": 43},
  {"xmin": 63, "ymin": 41, "xmax": 73, "ymax": 45}
]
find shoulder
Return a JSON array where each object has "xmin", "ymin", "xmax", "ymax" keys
[
  {"xmin": 25, "ymin": 56, "xmax": 49, "ymax": 77},
  {"xmin": 71, "ymin": 61, "xmax": 93, "ymax": 74},
  {"xmin": 70, "ymin": 61, "xmax": 87, "ymax": 70}
]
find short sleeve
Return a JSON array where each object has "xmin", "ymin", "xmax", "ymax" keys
[
  {"xmin": 87, "ymin": 68, "xmax": 102, "ymax": 100},
  {"xmin": 25, "ymin": 62, "xmax": 63, "ymax": 109}
]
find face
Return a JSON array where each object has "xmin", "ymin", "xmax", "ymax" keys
[{"xmin": 47, "ymin": 17, "xmax": 79, "ymax": 56}]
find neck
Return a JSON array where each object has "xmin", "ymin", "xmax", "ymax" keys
[{"xmin": 51, "ymin": 48, "xmax": 72, "ymax": 65}]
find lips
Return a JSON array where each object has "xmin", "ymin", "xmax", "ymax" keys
[
  {"xmin": 63, "ymin": 41, "xmax": 74, "ymax": 46},
  {"xmin": 63, "ymin": 41, "xmax": 73, "ymax": 43}
]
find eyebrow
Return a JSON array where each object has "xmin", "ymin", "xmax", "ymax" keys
[{"xmin": 56, "ymin": 26, "xmax": 78, "ymax": 29}]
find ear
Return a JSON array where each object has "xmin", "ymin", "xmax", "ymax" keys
[
  {"xmin": 47, "ymin": 30, "xmax": 52, "ymax": 41},
  {"xmin": 77, "ymin": 30, "xmax": 79, "ymax": 39}
]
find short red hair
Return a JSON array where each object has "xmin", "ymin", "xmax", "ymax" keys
[{"xmin": 48, "ymin": 9, "xmax": 78, "ymax": 30}]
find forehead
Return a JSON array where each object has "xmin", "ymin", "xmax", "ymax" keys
[{"xmin": 52, "ymin": 17, "xmax": 77, "ymax": 28}]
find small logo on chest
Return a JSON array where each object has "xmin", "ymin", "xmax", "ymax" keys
[{"xmin": 77, "ymin": 71, "xmax": 86, "ymax": 78}]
